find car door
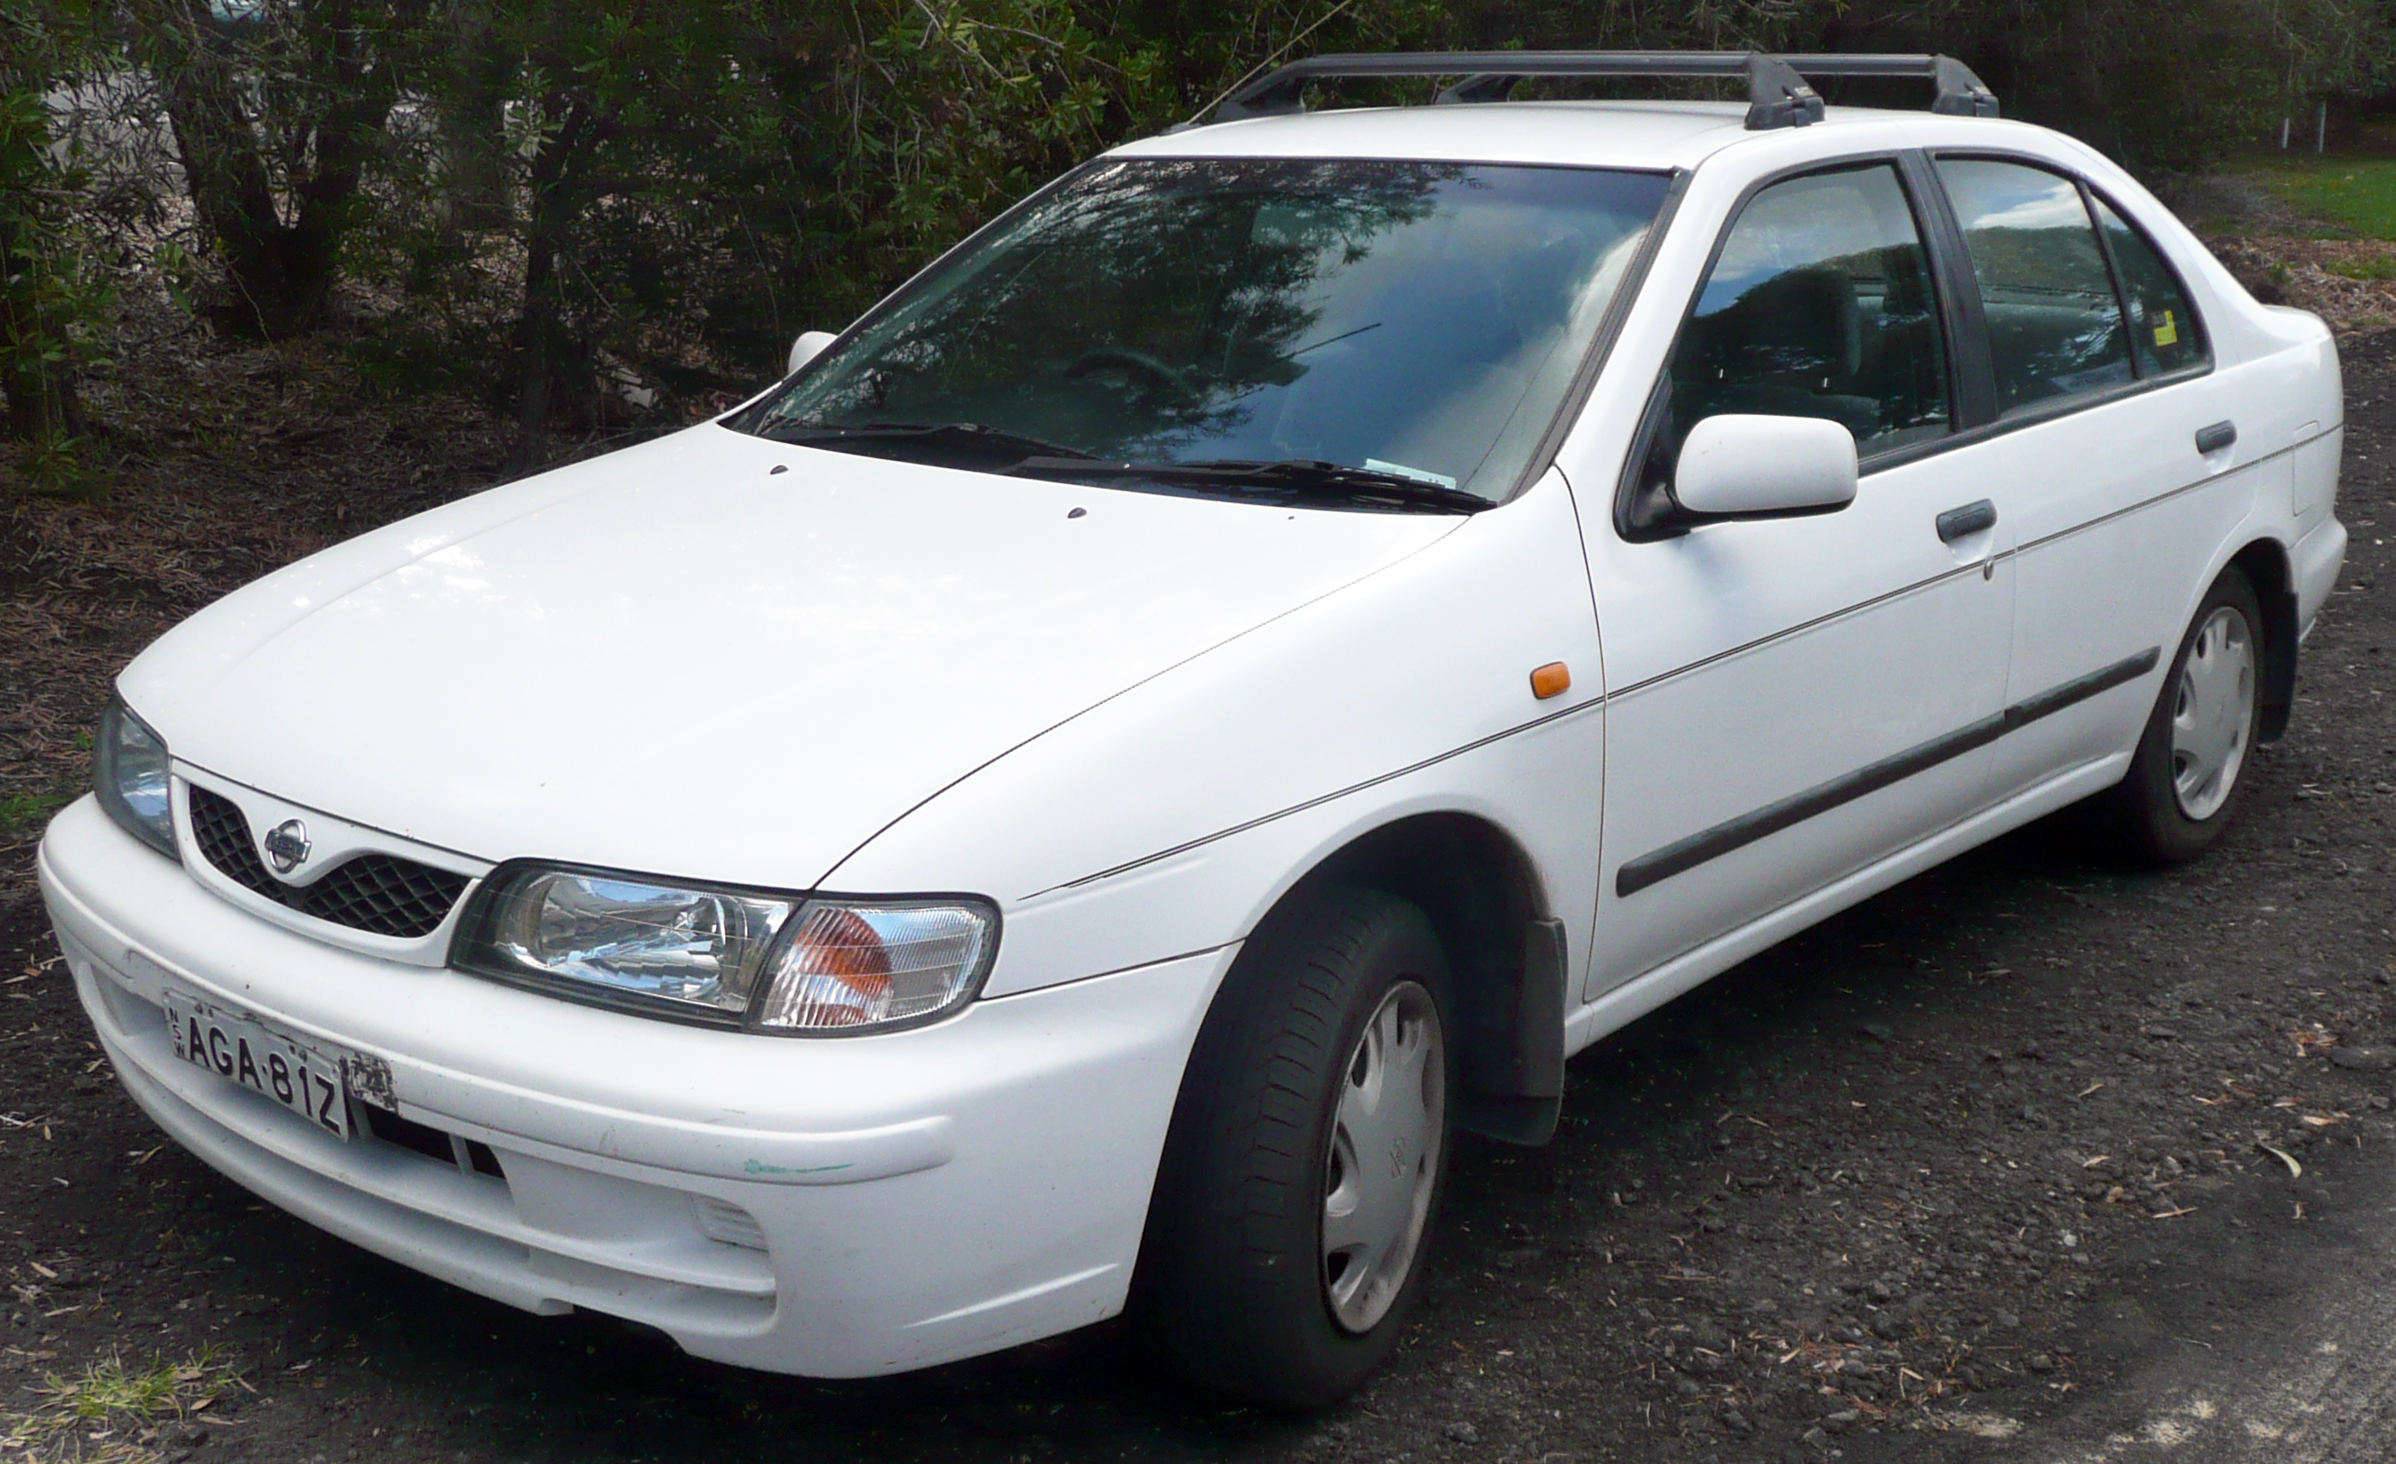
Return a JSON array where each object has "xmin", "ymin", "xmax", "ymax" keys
[
  {"xmin": 1924, "ymin": 157, "xmax": 2269, "ymax": 802},
  {"xmin": 1574, "ymin": 157, "xmax": 2017, "ymax": 999}
]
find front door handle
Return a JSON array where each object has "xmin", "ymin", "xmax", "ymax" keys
[
  {"xmin": 1936, "ymin": 498, "xmax": 1997, "ymax": 543},
  {"xmin": 2195, "ymin": 420, "xmax": 2237, "ymax": 454}
]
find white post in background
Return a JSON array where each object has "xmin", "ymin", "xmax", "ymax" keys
[
  {"xmin": 2318, "ymin": 100, "xmax": 2328, "ymax": 154},
  {"xmin": 2281, "ymin": 116, "xmax": 2292, "ymax": 148}
]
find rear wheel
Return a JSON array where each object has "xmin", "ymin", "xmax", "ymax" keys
[
  {"xmin": 2099, "ymin": 566, "xmax": 2263, "ymax": 863},
  {"xmin": 1138, "ymin": 885, "xmax": 1451, "ymax": 1409}
]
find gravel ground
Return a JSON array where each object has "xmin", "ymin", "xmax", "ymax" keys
[{"xmin": 1, "ymin": 327, "xmax": 2390, "ymax": 1464}]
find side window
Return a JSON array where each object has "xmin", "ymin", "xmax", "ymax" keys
[
  {"xmin": 1669, "ymin": 163, "xmax": 1950, "ymax": 457},
  {"xmin": 1935, "ymin": 159, "xmax": 2132, "ymax": 416},
  {"xmin": 2091, "ymin": 195, "xmax": 2209, "ymax": 377}
]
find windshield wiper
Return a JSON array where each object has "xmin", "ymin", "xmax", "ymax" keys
[
  {"xmin": 767, "ymin": 421, "xmax": 1099, "ymax": 462},
  {"xmin": 1010, "ymin": 457, "xmax": 1490, "ymax": 514}
]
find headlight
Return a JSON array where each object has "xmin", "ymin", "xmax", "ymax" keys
[
  {"xmin": 96, "ymin": 696, "xmax": 176, "ymax": 859},
  {"xmin": 453, "ymin": 863, "xmax": 997, "ymax": 1034},
  {"xmin": 455, "ymin": 867, "xmax": 797, "ymax": 1021}
]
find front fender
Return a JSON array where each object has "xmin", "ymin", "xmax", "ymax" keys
[{"xmin": 823, "ymin": 470, "xmax": 1610, "ymax": 1000}]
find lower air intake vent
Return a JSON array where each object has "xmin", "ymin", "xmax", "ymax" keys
[
  {"xmin": 693, "ymin": 1196, "xmax": 769, "ymax": 1251},
  {"xmin": 187, "ymin": 785, "xmax": 469, "ymax": 939}
]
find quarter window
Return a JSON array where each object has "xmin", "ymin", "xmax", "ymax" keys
[
  {"xmin": 1936, "ymin": 159, "xmax": 2132, "ymax": 416},
  {"xmin": 2091, "ymin": 196, "xmax": 2208, "ymax": 377},
  {"xmin": 1669, "ymin": 163, "xmax": 1950, "ymax": 457}
]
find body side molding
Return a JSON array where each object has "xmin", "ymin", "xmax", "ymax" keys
[{"xmin": 1615, "ymin": 647, "xmax": 2160, "ymax": 897}]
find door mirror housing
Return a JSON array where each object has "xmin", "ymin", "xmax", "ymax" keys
[
  {"xmin": 1673, "ymin": 413, "xmax": 1858, "ymax": 519},
  {"xmin": 787, "ymin": 330, "xmax": 838, "ymax": 376}
]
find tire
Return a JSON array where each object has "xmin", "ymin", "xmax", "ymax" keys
[
  {"xmin": 1137, "ymin": 884, "xmax": 1453, "ymax": 1409},
  {"xmin": 2098, "ymin": 565, "xmax": 2264, "ymax": 863}
]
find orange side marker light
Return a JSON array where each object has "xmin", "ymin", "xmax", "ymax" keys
[{"xmin": 1530, "ymin": 662, "xmax": 1571, "ymax": 700}]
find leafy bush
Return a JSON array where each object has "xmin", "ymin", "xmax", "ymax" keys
[
  {"xmin": 12, "ymin": 0, "xmax": 2395, "ymax": 478},
  {"xmin": 1, "ymin": 3, "xmax": 116, "ymax": 495}
]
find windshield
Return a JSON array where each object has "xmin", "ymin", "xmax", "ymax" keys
[{"xmin": 731, "ymin": 158, "xmax": 1673, "ymax": 505}]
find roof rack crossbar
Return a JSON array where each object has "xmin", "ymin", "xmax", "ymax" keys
[{"xmin": 1210, "ymin": 50, "xmax": 1998, "ymax": 130}]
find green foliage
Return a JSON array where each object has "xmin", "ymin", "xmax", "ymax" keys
[
  {"xmin": 1446, "ymin": 0, "xmax": 2396, "ymax": 174},
  {"xmin": 1, "ymin": 1, "xmax": 115, "ymax": 492},
  {"xmin": 19, "ymin": 0, "xmax": 2396, "ymax": 477},
  {"xmin": 0, "ymin": 786, "xmax": 77, "ymax": 838},
  {"xmin": 342, "ymin": 0, "xmax": 1454, "ymax": 459},
  {"xmin": 129, "ymin": 0, "xmax": 428, "ymax": 338},
  {"xmin": 1, "ymin": 1345, "xmax": 246, "ymax": 1453}
]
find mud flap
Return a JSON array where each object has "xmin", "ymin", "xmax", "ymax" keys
[{"xmin": 1456, "ymin": 918, "xmax": 1566, "ymax": 1146}]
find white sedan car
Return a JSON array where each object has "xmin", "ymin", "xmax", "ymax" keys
[{"xmin": 40, "ymin": 51, "xmax": 2344, "ymax": 1407}]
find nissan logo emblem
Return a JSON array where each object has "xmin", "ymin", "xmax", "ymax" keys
[{"xmin": 262, "ymin": 819, "xmax": 311, "ymax": 874}]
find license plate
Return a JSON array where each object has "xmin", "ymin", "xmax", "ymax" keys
[{"xmin": 163, "ymin": 993, "xmax": 350, "ymax": 1140}]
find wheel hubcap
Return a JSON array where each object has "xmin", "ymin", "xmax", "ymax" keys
[
  {"xmin": 2169, "ymin": 605, "xmax": 2255, "ymax": 822},
  {"xmin": 1321, "ymin": 980, "xmax": 1444, "ymax": 1334}
]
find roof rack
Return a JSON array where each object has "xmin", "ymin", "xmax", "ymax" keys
[{"xmin": 1209, "ymin": 51, "xmax": 1999, "ymax": 131}]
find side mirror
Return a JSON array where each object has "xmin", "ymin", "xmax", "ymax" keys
[
  {"xmin": 1673, "ymin": 414, "xmax": 1858, "ymax": 519},
  {"xmin": 787, "ymin": 330, "xmax": 838, "ymax": 375}
]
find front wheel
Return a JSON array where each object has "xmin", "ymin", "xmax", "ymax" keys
[
  {"xmin": 2099, "ymin": 565, "xmax": 2263, "ymax": 862},
  {"xmin": 1137, "ymin": 885, "xmax": 1452, "ymax": 1409}
]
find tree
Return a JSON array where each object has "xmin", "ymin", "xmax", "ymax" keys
[
  {"xmin": 134, "ymin": 0, "xmax": 421, "ymax": 337},
  {"xmin": 1, "ymin": 0, "xmax": 112, "ymax": 491}
]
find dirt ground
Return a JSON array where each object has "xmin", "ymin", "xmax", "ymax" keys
[{"xmin": 3, "ymin": 286, "xmax": 2393, "ymax": 1464}]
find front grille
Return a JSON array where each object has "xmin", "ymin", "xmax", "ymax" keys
[
  {"xmin": 187, "ymin": 785, "xmax": 469, "ymax": 939},
  {"xmin": 360, "ymin": 1106, "xmax": 508, "ymax": 1179}
]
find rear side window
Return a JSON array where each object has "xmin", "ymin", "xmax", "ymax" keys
[
  {"xmin": 1936, "ymin": 159, "xmax": 2132, "ymax": 417},
  {"xmin": 2091, "ymin": 196, "xmax": 2208, "ymax": 377},
  {"xmin": 1669, "ymin": 163, "xmax": 1950, "ymax": 457}
]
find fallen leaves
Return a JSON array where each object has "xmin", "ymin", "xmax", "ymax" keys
[{"xmin": 2260, "ymin": 1144, "xmax": 2304, "ymax": 1179}]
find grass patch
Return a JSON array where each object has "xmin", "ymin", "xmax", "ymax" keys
[
  {"xmin": 2325, "ymin": 255, "xmax": 2396, "ymax": 281},
  {"xmin": 0, "ymin": 788, "xmax": 76, "ymax": 840},
  {"xmin": 0, "ymin": 1347, "xmax": 244, "ymax": 1462},
  {"xmin": 2227, "ymin": 156, "xmax": 2396, "ymax": 239}
]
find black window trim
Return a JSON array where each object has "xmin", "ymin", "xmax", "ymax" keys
[
  {"xmin": 1510, "ymin": 166, "xmax": 1691, "ymax": 503},
  {"xmin": 1611, "ymin": 148, "xmax": 1962, "ymax": 540},
  {"xmin": 1897, "ymin": 149, "xmax": 1996, "ymax": 428},
  {"xmin": 1612, "ymin": 147, "xmax": 2223, "ymax": 542},
  {"xmin": 1916, "ymin": 150, "xmax": 2214, "ymax": 432},
  {"xmin": 2077, "ymin": 176, "xmax": 2213, "ymax": 383}
]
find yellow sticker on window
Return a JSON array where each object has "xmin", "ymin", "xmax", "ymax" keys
[{"xmin": 2154, "ymin": 309, "xmax": 2178, "ymax": 348}]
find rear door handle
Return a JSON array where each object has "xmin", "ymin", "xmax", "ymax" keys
[
  {"xmin": 2195, "ymin": 420, "xmax": 2236, "ymax": 454},
  {"xmin": 1936, "ymin": 499, "xmax": 1997, "ymax": 543}
]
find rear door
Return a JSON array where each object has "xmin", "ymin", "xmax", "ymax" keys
[
  {"xmin": 1926, "ymin": 157, "xmax": 2265, "ymax": 801},
  {"xmin": 1575, "ymin": 158, "xmax": 2016, "ymax": 997}
]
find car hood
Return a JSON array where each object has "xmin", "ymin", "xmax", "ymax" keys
[{"xmin": 121, "ymin": 425, "xmax": 1458, "ymax": 890}]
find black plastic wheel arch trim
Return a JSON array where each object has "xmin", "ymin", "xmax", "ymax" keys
[
  {"xmin": 1614, "ymin": 646, "xmax": 2161, "ymax": 897},
  {"xmin": 1456, "ymin": 917, "xmax": 1569, "ymax": 1147}
]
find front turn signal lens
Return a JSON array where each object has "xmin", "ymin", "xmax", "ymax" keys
[
  {"xmin": 1530, "ymin": 662, "xmax": 1571, "ymax": 700},
  {"xmin": 752, "ymin": 900, "xmax": 996, "ymax": 1033}
]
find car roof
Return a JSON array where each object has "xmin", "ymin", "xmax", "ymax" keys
[{"xmin": 1108, "ymin": 100, "xmax": 1970, "ymax": 173}]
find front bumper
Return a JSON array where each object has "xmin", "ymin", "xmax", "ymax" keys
[{"xmin": 38, "ymin": 796, "xmax": 1231, "ymax": 1376}]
